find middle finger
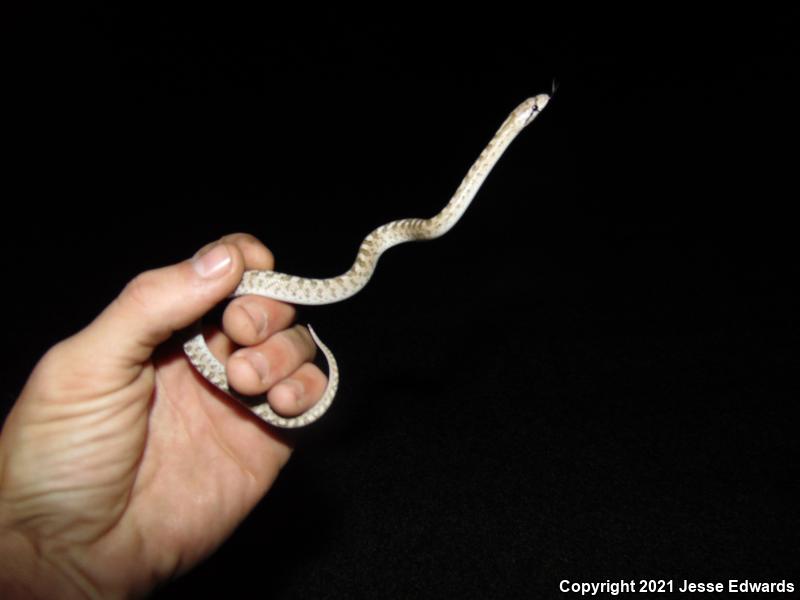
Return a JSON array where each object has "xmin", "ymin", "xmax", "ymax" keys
[{"xmin": 226, "ymin": 325, "xmax": 317, "ymax": 396}]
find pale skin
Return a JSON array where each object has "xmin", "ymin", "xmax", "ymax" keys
[{"xmin": 0, "ymin": 234, "xmax": 328, "ymax": 599}]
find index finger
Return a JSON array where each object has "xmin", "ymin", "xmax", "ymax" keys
[{"xmin": 197, "ymin": 233, "xmax": 275, "ymax": 271}]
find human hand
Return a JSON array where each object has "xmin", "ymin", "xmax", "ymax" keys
[{"xmin": 0, "ymin": 234, "xmax": 327, "ymax": 599}]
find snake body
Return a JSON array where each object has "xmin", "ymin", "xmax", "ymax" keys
[{"xmin": 184, "ymin": 94, "xmax": 550, "ymax": 428}]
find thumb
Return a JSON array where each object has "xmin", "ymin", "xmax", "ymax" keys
[{"xmin": 74, "ymin": 242, "xmax": 245, "ymax": 368}]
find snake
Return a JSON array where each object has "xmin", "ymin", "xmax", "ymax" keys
[{"xmin": 183, "ymin": 93, "xmax": 551, "ymax": 428}]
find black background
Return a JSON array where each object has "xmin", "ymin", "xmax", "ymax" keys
[{"xmin": 3, "ymin": 7, "xmax": 799, "ymax": 599}]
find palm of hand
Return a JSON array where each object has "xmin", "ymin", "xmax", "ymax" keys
[
  {"xmin": 2, "ymin": 332, "xmax": 290, "ymax": 595},
  {"xmin": 121, "ymin": 334, "xmax": 292, "ymax": 583},
  {"xmin": 1, "ymin": 236, "xmax": 329, "ymax": 597}
]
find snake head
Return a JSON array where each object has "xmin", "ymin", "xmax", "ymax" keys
[
  {"xmin": 510, "ymin": 94, "xmax": 550, "ymax": 129},
  {"xmin": 519, "ymin": 93, "xmax": 550, "ymax": 127}
]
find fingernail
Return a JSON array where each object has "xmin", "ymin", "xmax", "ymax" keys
[
  {"xmin": 244, "ymin": 351, "xmax": 270, "ymax": 383},
  {"xmin": 241, "ymin": 303, "xmax": 268, "ymax": 335},
  {"xmin": 284, "ymin": 379, "xmax": 305, "ymax": 406},
  {"xmin": 192, "ymin": 245, "xmax": 232, "ymax": 279}
]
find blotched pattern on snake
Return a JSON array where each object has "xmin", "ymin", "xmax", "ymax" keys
[{"xmin": 184, "ymin": 94, "xmax": 550, "ymax": 428}]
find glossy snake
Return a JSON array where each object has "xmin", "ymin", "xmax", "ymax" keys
[{"xmin": 184, "ymin": 93, "xmax": 551, "ymax": 428}]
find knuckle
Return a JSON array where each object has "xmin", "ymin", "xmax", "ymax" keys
[
  {"xmin": 291, "ymin": 326, "xmax": 316, "ymax": 358},
  {"xmin": 27, "ymin": 339, "xmax": 78, "ymax": 400},
  {"xmin": 274, "ymin": 301, "xmax": 296, "ymax": 324},
  {"xmin": 223, "ymin": 233, "xmax": 274, "ymax": 263},
  {"xmin": 262, "ymin": 246, "xmax": 275, "ymax": 267},
  {"xmin": 307, "ymin": 365, "xmax": 328, "ymax": 390},
  {"xmin": 33, "ymin": 341, "xmax": 66, "ymax": 381},
  {"xmin": 272, "ymin": 327, "xmax": 314, "ymax": 366},
  {"xmin": 220, "ymin": 232, "xmax": 254, "ymax": 247},
  {"xmin": 122, "ymin": 270, "xmax": 158, "ymax": 311}
]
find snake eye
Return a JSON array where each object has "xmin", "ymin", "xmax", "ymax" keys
[{"xmin": 533, "ymin": 94, "xmax": 550, "ymax": 112}]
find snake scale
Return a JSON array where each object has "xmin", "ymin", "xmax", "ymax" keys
[{"xmin": 184, "ymin": 93, "xmax": 551, "ymax": 428}]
